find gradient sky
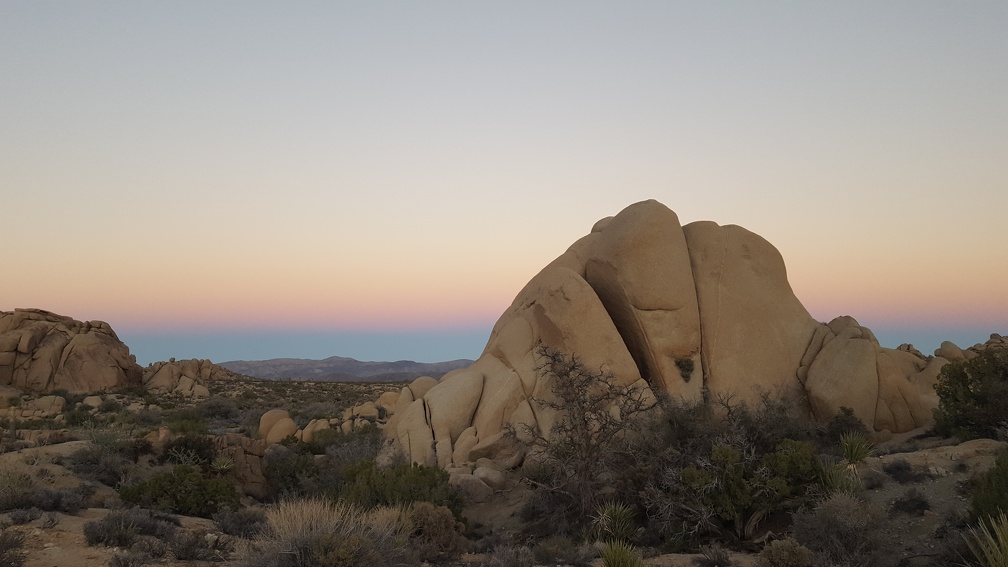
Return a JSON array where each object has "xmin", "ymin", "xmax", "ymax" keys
[{"xmin": 2, "ymin": 2, "xmax": 1006, "ymax": 365}]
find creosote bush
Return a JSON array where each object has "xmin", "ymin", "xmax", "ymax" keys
[
  {"xmin": 934, "ymin": 347, "xmax": 1008, "ymax": 439},
  {"xmin": 755, "ymin": 538, "xmax": 813, "ymax": 567},
  {"xmin": 408, "ymin": 501, "xmax": 468, "ymax": 562},
  {"xmin": 792, "ymin": 493, "xmax": 894, "ymax": 567},
  {"xmin": 83, "ymin": 508, "xmax": 179, "ymax": 548},
  {"xmin": 119, "ymin": 465, "xmax": 238, "ymax": 518},
  {"xmin": 972, "ymin": 448, "xmax": 1008, "ymax": 521}
]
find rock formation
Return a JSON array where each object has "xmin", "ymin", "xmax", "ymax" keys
[
  {"xmin": 0, "ymin": 308, "xmax": 142, "ymax": 394},
  {"xmin": 381, "ymin": 199, "xmax": 985, "ymax": 468},
  {"xmin": 142, "ymin": 358, "xmax": 240, "ymax": 398}
]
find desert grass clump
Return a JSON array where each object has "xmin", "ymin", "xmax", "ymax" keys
[
  {"xmin": 890, "ymin": 487, "xmax": 931, "ymax": 516},
  {"xmin": 965, "ymin": 511, "xmax": 1008, "ymax": 567},
  {"xmin": 755, "ymin": 538, "xmax": 814, "ymax": 567},
  {"xmin": 479, "ymin": 544, "xmax": 535, "ymax": 567},
  {"xmin": 83, "ymin": 507, "xmax": 179, "ymax": 548},
  {"xmin": 599, "ymin": 540, "xmax": 645, "ymax": 567},
  {"xmin": 0, "ymin": 527, "xmax": 26, "ymax": 567},
  {"xmin": 532, "ymin": 534, "xmax": 596, "ymax": 565},
  {"xmin": 694, "ymin": 544, "xmax": 734, "ymax": 566},
  {"xmin": 241, "ymin": 497, "xmax": 413, "ymax": 567},
  {"xmin": 213, "ymin": 505, "xmax": 268, "ymax": 537}
]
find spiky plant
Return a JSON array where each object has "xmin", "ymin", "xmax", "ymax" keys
[
  {"xmin": 840, "ymin": 432, "xmax": 875, "ymax": 474},
  {"xmin": 591, "ymin": 501, "xmax": 637, "ymax": 544},
  {"xmin": 599, "ymin": 540, "xmax": 644, "ymax": 567},
  {"xmin": 965, "ymin": 511, "xmax": 1008, "ymax": 567}
]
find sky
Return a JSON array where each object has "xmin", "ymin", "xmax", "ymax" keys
[{"xmin": 1, "ymin": 2, "xmax": 1006, "ymax": 365}]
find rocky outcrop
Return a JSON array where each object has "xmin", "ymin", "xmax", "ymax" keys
[
  {"xmin": 142, "ymin": 358, "xmax": 240, "ymax": 398},
  {"xmin": 379, "ymin": 200, "xmax": 1004, "ymax": 469},
  {"xmin": 0, "ymin": 308, "xmax": 142, "ymax": 394}
]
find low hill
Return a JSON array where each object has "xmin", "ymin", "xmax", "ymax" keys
[{"xmin": 218, "ymin": 356, "xmax": 473, "ymax": 382}]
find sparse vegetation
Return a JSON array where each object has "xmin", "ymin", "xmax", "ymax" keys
[
  {"xmin": 965, "ymin": 510, "xmax": 1008, "ymax": 567},
  {"xmin": 792, "ymin": 493, "xmax": 893, "ymax": 567},
  {"xmin": 972, "ymin": 448, "xmax": 1008, "ymax": 521},
  {"xmin": 0, "ymin": 527, "xmax": 26, "ymax": 567}
]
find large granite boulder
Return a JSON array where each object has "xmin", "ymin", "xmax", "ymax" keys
[
  {"xmin": 379, "ymin": 200, "xmax": 996, "ymax": 468},
  {"xmin": 0, "ymin": 308, "xmax": 142, "ymax": 394}
]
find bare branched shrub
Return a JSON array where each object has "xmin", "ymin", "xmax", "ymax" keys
[{"xmin": 514, "ymin": 345, "xmax": 657, "ymax": 525}]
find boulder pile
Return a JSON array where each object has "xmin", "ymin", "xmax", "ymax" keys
[
  {"xmin": 142, "ymin": 358, "xmax": 240, "ymax": 398},
  {"xmin": 378, "ymin": 200, "xmax": 994, "ymax": 469},
  {"xmin": 0, "ymin": 308, "xmax": 142, "ymax": 394}
]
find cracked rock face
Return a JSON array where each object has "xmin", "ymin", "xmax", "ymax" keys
[
  {"xmin": 382, "ymin": 199, "xmax": 960, "ymax": 468},
  {"xmin": 0, "ymin": 308, "xmax": 142, "ymax": 394}
]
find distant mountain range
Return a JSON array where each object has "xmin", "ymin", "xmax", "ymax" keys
[{"xmin": 218, "ymin": 356, "xmax": 474, "ymax": 382}]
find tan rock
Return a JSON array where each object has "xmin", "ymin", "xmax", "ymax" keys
[
  {"xmin": 266, "ymin": 417, "xmax": 298, "ymax": 444},
  {"xmin": 449, "ymin": 473, "xmax": 493, "ymax": 503},
  {"xmin": 259, "ymin": 409, "xmax": 291, "ymax": 439},
  {"xmin": 408, "ymin": 376, "xmax": 439, "ymax": 400}
]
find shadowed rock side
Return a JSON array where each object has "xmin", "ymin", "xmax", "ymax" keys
[
  {"xmin": 0, "ymin": 308, "xmax": 142, "ymax": 394},
  {"xmin": 381, "ymin": 199, "xmax": 967, "ymax": 468}
]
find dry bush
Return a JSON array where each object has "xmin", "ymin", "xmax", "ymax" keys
[
  {"xmin": 792, "ymin": 494, "xmax": 894, "ymax": 567},
  {"xmin": 408, "ymin": 501, "xmax": 467, "ymax": 562},
  {"xmin": 240, "ymin": 498, "xmax": 414, "ymax": 567},
  {"xmin": 755, "ymin": 538, "xmax": 813, "ymax": 567}
]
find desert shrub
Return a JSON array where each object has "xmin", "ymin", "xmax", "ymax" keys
[
  {"xmin": 0, "ymin": 469, "xmax": 35, "ymax": 511},
  {"xmin": 480, "ymin": 544, "xmax": 535, "ymax": 567},
  {"xmin": 883, "ymin": 458, "xmax": 929, "ymax": 484},
  {"xmin": 599, "ymin": 540, "xmax": 645, "ymax": 567},
  {"xmin": 513, "ymin": 346, "xmax": 657, "ymax": 525},
  {"xmin": 213, "ymin": 506, "xmax": 268, "ymax": 537},
  {"xmin": 41, "ymin": 512, "xmax": 59, "ymax": 528},
  {"xmin": 890, "ymin": 487, "xmax": 931, "ymax": 516},
  {"xmin": 318, "ymin": 427, "xmax": 382, "ymax": 464},
  {"xmin": 130, "ymin": 535, "xmax": 168, "ymax": 558},
  {"xmin": 108, "ymin": 551, "xmax": 149, "ymax": 567},
  {"xmin": 532, "ymin": 534, "xmax": 595, "ymax": 565},
  {"xmin": 861, "ymin": 469, "xmax": 887, "ymax": 490},
  {"xmin": 816, "ymin": 407, "xmax": 871, "ymax": 454},
  {"xmin": 694, "ymin": 544, "xmax": 734, "ymax": 566},
  {"xmin": 840, "ymin": 431, "xmax": 875, "ymax": 470},
  {"xmin": 934, "ymin": 347, "xmax": 1008, "ymax": 439},
  {"xmin": 592, "ymin": 501, "xmax": 638, "ymax": 544},
  {"xmin": 972, "ymin": 448, "xmax": 1008, "ymax": 520},
  {"xmin": 340, "ymin": 460, "xmax": 459, "ymax": 515},
  {"xmin": 408, "ymin": 501, "xmax": 468, "ymax": 562},
  {"xmin": 163, "ymin": 407, "xmax": 208, "ymax": 434},
  {"xmin": 239, "ymin": 498, "xmax": 413, "ymax": 567},
  {"xmin": 63, "ymin": 408, "xmax": 93, "ymax": 427},
  {"xmin": 0, "ymin": 528, "xmax": 26, "ymax": 567},
  {"xmin": 170, "ymin": 528, "xmax": 216, "ymax": 560},
  {"xmin": 84, "ymin": 507, "xmax": 179, "ymax": 547},
  {"xmin": 8, "ymin": 508, "xmax": 41, "ymax": 525},
  {"xmin": 676, "ymin": 439, "xmax": 821, "ymax": 540},
  {"xmin": 99, "ymin": 398, "xmax": 123, "ymax": 413},
  {"xmin": 0, "ymin": 468, "xmax": 86, "ymax": 514},
  {"xmin": 792, "ymin": 493, "xmax": 893, "ymax": 567},
  {"xmin": 62, "ymin": 440, "xmax": 135, "ymax": 487},
  {"xmin": 197, "ymin": 396, "xmax": 242, "ymax": 422},
  {"xmin": 755, "ymin": 538, "xmax": 814, "ymax": 567},
  {"xmin": 818, "ymin": 459, "xmax": 862, "ymax": 496},
  {"xmin": 965, "ymin": 510, "xmax": 1008, "ymax": 567},
  {"xmin": 161, "ymin": 434, "xmax": 216, "ymax": 470},
  {"xmin": 119, "ymin": 465, "xmax": 238, "ymax": 517}
]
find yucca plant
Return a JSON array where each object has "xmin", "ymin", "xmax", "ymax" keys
[
  {"xmin": 819, "ymin": 457, "xmax": 862, "ymax": 495},
  {"xmin": 599, "ymin": 540, "xmax": 644, "ymax": 567},
  {"xmin": 840, "ymin": 432, "xmax": 875, "ymax": 475},
  {"xmin": 965, "ymin": 511, "xmax": 1008, "ymax": 567},
  {"xmin": 591, "ymin": 501, "xmax": 637, "ymax": 544}
]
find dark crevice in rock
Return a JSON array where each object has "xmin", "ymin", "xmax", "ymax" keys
[{"xmin": 583, "ymin": 259, "xmax": 660, "ymax": 391}]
